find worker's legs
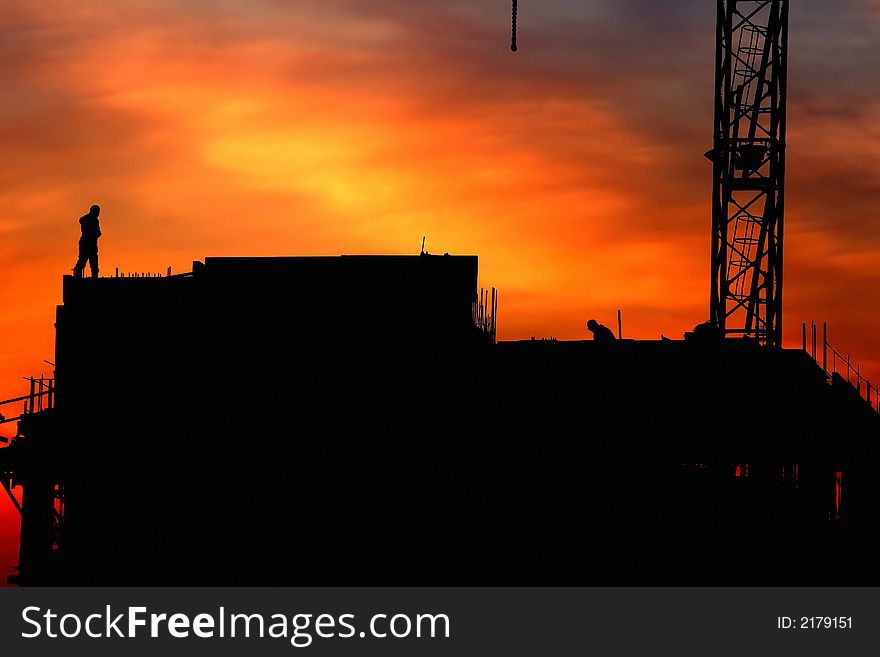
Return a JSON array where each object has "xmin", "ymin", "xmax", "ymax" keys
[
  {"xmin": 73, "ymin": 253, "xmax": 88, "ymax": 278},
  {"xmin": 88, "ymin": 251, "xmax": 99, "ymax": 278},
  {"xmin": 73, "ymin": 247, "xmax": 98, "ymax": 278}
]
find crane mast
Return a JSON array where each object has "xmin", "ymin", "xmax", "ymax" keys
[{"xmin": 709, "ymin": 1, "xmax": 788, "ymax": 346}]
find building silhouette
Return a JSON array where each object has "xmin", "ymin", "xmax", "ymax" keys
[{"xmin": 1, "ymin": 254, "xmax": 879, "ymax": 584}]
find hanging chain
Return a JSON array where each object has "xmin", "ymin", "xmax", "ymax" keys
[{"xmin": 511, "ymin": 0, "xmax": 518, "ymax": 51}]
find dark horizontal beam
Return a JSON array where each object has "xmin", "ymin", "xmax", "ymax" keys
[{"xmin": 0, "ymin": 390, "xmax": 52, "ymax": 407}]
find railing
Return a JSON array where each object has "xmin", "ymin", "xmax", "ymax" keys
[
  {"xmin": 802, "ymin": 321, "xmax": 879, "ymax": 413},
  {"xmin": 113, "ymin": 266, "xmax": 174, "ymax": 278},
  {"xmin": 472, "ymin": 286, "xmax": 498, "ymax": 342},
  {"xmin": 0, "ymin": 376, "xmax": 56, "ymax": 436}
]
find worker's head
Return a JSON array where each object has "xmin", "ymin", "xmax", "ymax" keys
[
  {"xmin": 89, "ymin": 204, "xmax": 100, "ymax": 216},
  {"xmin": 586, "ymin": 319, "xmax": 598, "ymax": 332}
]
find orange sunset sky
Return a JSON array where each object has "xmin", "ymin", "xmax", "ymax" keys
[{"xmin": 1, "ymin": 0, "xmax": 880, "ymax": 571}]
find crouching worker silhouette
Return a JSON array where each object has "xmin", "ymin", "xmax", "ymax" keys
[
  {"xmin": 73, "ymin": 204, "xmax": 102, "ymax": 278},
  {"xmin": 586, "ymin": 319, "xmax": 616, "ymax": 343}
]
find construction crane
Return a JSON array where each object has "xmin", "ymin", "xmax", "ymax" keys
[
  {"xmin": 510, "ymin": 2, "xmax": 788, "ymax": 346},
  {"xmin": 708, "ymin": 1, "xmax": 788, "ymax": 346}
]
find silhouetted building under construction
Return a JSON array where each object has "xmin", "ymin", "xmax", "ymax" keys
[{"xmin": 2, "ymin": 255, "xmax": 880, "ymax": 585}]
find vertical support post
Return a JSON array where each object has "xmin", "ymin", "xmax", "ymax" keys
[
  {"xmin": 491, "ymin": 288, "xmax": 496, "ymax": 340},
  {"xmin": 822, "ymin": 322, "xmax": 827, "ymax": 373},
  {"xmin": 802, "ymin": 322, "xmax": 806, "ymax": 352},
  {"xmin": 18, "ymin": 477, "xmax": 56, "ymax": 585},
  {"xmin": 813, "ymin": 321, "xmax": 817, "ymax": 360},
  {"xmin": 617, "ymin": 309, "xmax": 622, "ymax": 340},
  {"xmin": 493, "ymin": 288, "xmax": 499, "ymax": 341}
]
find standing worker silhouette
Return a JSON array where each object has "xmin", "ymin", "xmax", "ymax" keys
[
  {"xmin": 73, "ymin": 204, "xmax": 101, "ymax": 278},
  {"xmin": 586, "ymin": 319, "xmax": 616, "ymax": 343}
]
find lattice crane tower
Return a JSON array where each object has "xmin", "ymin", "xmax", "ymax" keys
[{"xmin": 708, "ymin": 1, "xmax": 788, "ymax": 346}]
